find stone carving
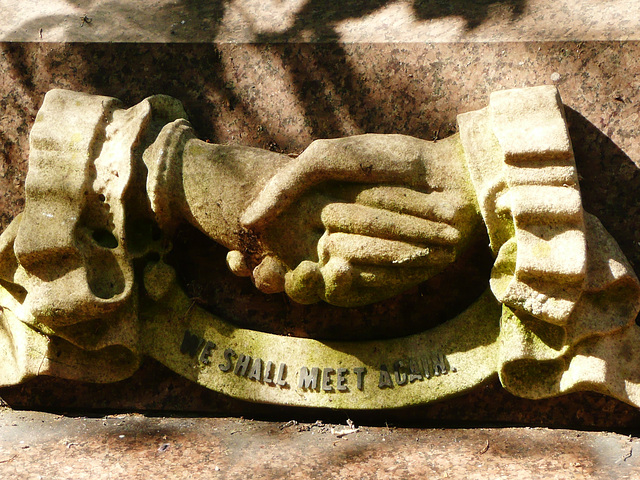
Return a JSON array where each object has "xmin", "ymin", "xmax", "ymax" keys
[{"xmin": 0, "ymin": 86, "xmax": 639, "ymax": 409}]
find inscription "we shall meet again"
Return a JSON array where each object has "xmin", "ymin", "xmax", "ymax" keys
[{"xmin": 180, "ymin": 330, "xmax": 456, "ymax": 393}]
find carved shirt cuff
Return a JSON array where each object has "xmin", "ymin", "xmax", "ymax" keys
[
  {"xmin": 458, "ymin": 86, "xmax": 640, "ymax": 402},
  {"xmin": 458, "ymin": 85, "xmax": 588, "ymax": 326},
  {"xmin": 0, "ymin": 90, "xmax": 187, "ymax": 384}
]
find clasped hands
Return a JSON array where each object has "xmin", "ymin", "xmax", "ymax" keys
[{"xmin": 226, "ymin": 134, "xmax": 481, "ymax": 307}]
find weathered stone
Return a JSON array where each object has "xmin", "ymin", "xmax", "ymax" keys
[{"xmin": 0, "ymin": 85, "xmax": 639, "ymax": 411}]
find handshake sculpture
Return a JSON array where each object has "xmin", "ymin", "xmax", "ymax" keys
[
  {"xmin": 164, "ymin": 121, "xmax": 481, "ymax": 307},
  {"xmin": 1, "ymin": 84, "xmax": 638, "ymax": 331},
  {"xmin": 1, "ymin": 85, "xmax": 640, "ymax": 410}
]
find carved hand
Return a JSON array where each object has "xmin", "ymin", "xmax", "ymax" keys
[{"xmin": 229, "ymin": 134, "xmax": 482, "ymax": 306}]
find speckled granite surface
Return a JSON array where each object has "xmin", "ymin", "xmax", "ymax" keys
[
  {"xmin": 2, "ymin": 0, "xmax": 640, "ymax": 42},
  {"xmin": 1, "ymin": 40, "xmax": 639, "ymax": 427},
  {"xmin": 1, "ymin": 411, "xmax": 639, "ymax": 479}
]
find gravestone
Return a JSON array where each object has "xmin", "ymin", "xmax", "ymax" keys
[{"xmin": 1, "ymin": 0, "xmax": 639, "ymax": 429}]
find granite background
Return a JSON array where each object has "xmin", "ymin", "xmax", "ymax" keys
[{"xmin": 0, "ymin": 40, "xmax": 639, "ymax": 429}]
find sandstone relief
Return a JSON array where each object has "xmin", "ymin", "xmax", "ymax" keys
[{"xmin": 0, "ymin": 85, "xmax": 638, "ymax": 409}]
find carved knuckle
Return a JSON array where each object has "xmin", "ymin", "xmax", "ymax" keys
[{"xmin": 252, "ymin": 256, "xmax": 287, "ymax": 294}]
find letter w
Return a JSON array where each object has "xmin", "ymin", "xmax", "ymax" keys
[{"xmin": 180, "ymin": 330, "xmax": 204, "ymax": 357}]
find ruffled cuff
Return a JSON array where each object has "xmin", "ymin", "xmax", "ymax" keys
[
  {"xmin": 0, "ymin": 89, "xmax": 187, "ymax": 385},
  {"xmin": 458, "ymin": 85, "xmax": 587, "ymax": 326},
  {"xmin": 458, "ymin": 85, "xmax": 640, "ymax": 405}
]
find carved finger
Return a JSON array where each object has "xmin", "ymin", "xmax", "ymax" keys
[
  {"xmin": 318, "ymin": 232, "xmax": 456, "ymax": 268},
  {"xmin": 318, "ymin": 258, "xmax": 420, "ymax": 307},
  {"xmin": 226, "ymin": 250, "xmax": 252, "ymax": 277},
  {"xmin": 283, "ymin": 258, "xmax": 437, "ymax": 305},
  {"xmin": 284, "ymin": 260, "xmax": 324, "ymax": 304},
  {"xmin": 241, "ymin": 134, "xmax": 428, "ymax": 229},
  {"xmin": 351, "ymin": 186, "xmax": 467, "ymax": 224},
  {"xmin": 351, "ymin": 265, "xmax": 436, "ymax": 288},
  {"xmin": 252, "ymin": 255, "xmax": 287, "ymax": 294},
  {"xmin": 319, "ymin": 256, "xmax": 355, "ymax": 303},
  {"xmin": 320, "ymin": 203, "xmax": 461, "ymax": 246}
]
